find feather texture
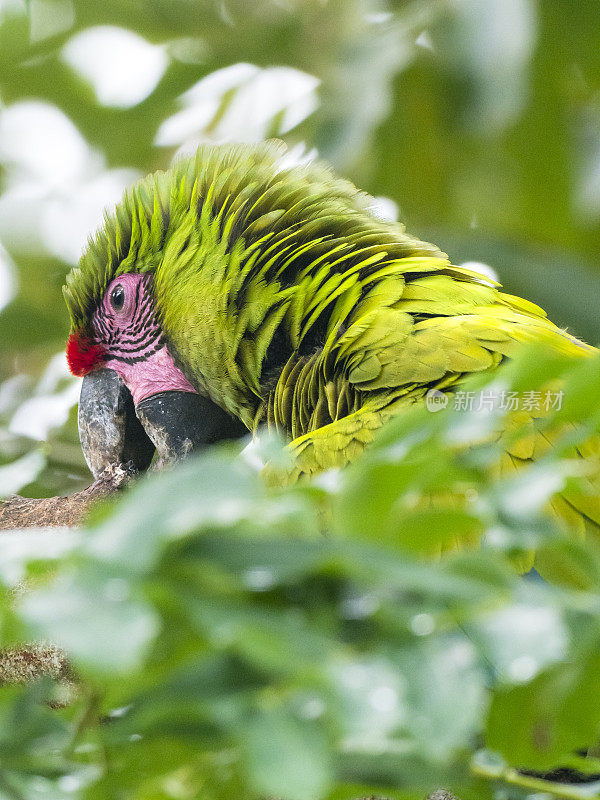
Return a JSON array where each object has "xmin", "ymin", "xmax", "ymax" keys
[{"xmin": 64, "ymin": 142, "xmax": 599, "ymax": 543}]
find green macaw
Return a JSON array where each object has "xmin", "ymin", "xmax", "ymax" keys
[{"xmin": 64, "ymin": 142, "xmax": 599, "ymax": 533}]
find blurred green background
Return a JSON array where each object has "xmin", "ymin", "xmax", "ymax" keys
[
  {"xmin": 1, "ymin": 0, "xmax": 600, "ymax": 498},
  {"xmin": 4, "ymin": 5, "xmax": 600, "ymax": 800}
]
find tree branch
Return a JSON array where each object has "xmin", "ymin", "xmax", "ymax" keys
[{"xmin": 0, "ymin": 462, "xmax": 134, "ymax": 530}]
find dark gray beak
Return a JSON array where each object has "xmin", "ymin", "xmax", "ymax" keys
[
  {"xmin": 135, "ymin": 389, "xmax": 248, "ymax": 467},
  {"xmin": 78, "ymin": 369, "xmax": 247, "ymax": 478}
]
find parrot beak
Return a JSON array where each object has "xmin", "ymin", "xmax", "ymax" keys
[
  {"xmin": 78, "ymin": 369, "xmax": 156, "ymax": 479},
  {"xmin": 134, "ymin": 389, "xmax": 248, "ymax": 467},
  {"xmin": 78, "ymin": 370, "xmax": 248, "ymax": 478}
]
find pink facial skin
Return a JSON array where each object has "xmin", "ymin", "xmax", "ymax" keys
[
  {"xmin": 91, "ymin": 273, "xmax": 198, "ymax": 406},
  {"xmin": 105, "ymin": 343, "xmax": 198, "ymax": 406}
]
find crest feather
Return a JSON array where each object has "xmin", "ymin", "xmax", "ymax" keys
[{"xmin": 63, "ymin": 141, "xmax": 442, "ymax": 331}]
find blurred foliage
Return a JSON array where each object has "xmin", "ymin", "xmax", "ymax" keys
[
  {"xmin": 3, "ymin": 350, "xmax": 600, "ymax": 799},
  {"xmin": 2, "ymin": 1, "xmax": 600, "ymax": 799}
]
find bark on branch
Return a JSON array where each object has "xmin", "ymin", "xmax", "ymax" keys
[
  {"xmin": 0, "ymin": 466, "xmax": 132, "ymax": 692},
  {"xmin": 0, "ymin": 462, "xmax": 134, "ymax": 530}
]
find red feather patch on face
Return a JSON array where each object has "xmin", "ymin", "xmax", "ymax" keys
[{"xmin": 66, "ymin": 333, "xmax": 105, "ymax": 377}]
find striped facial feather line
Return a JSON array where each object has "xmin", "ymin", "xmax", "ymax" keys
[
  {"xmin": 121, "ymin": 306, "xmax": 159, "ymax": 346},
  {"xmin": 129, "ymin": 301, "xmax": 155, "ymax": 336},
  {"xmin": 107, "ymin": 340, "xmax": 164, "ymax": 365},
  {"xmin": 117, "ymin": 326, "xmax": 162, "ymax": 351},
  {"xmin": 90, "ymin": 274, "xmax": 164, "ymax": 364}
]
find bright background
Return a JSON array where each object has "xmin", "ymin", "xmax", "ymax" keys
[{"xmin": 1, "ymin": 0, "xmax": 600, "ymax": 496}]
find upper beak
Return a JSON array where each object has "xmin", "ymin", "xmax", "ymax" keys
[{"xmin": 78, "ymin": 369, "xmax": 248, "ymax": 478}]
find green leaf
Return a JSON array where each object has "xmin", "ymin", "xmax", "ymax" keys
[
  {"xmin": 486, "ymin": 650, "xmax": 600, "ymax": 769},
  {"xmin": 19, "ymin": 564, "xmax": 158, "ymax": 677},
  {"xmin": 241, "ymin": 702, "xmax": 333, "ymax": 800}
]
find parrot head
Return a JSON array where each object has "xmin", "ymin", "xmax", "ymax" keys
[
  {"xmin": 66, "ymin": 271, "xmax": 195, "ymax": 403},
  {"xmin": 62, "ymin": 144, "xmax": 286, "ymax": 475},
  {"xmin": 65, "ymin": 270, "xmax": 233, "ymax": 475}
]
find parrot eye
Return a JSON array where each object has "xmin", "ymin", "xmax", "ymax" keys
[{"xmin": 110, "ymin": 284, "xmax": 125, "ymax": 312}]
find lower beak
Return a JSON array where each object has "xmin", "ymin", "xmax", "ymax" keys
[
  {"xmin": 135, "ymin": 389, "xmax": 248, "ymax": 467},
  {"xmin": 78, "ymin": 370, "xmax": 247, "ymax": 478}
]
